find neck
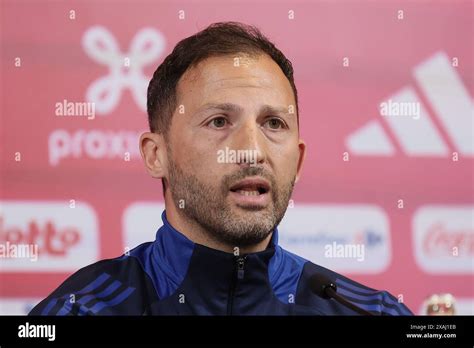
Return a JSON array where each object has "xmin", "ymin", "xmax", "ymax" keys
[{"xmin": 164, "ymin": 194, "xmax": 272, "ymax": 254}]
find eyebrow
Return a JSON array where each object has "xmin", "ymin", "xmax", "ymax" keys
[{"xmin": 197, "ymin": 103, "xmax": 294, "ymax": 117}]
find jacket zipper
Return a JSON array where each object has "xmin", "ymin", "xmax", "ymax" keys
[{"xmin": 227, "ymin": 256, "xmax": 246, "ymax": 315}]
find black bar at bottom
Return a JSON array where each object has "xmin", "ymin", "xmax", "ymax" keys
[{"xmin": 1, "ymin": 315, "xmax": 472, "ymax": 345}]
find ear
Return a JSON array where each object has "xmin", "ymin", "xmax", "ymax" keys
[
  {"xmin": 294, "ymin": 138, "xmax": 306, "ymax": 184},
  {"xmin": 139, "ymin": 132, "xmax": 168, "ymax": 179}
]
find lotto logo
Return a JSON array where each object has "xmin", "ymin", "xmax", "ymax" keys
[{"xmin": 0, "ymin": 201, "xmax": 99, "ymax": 272}]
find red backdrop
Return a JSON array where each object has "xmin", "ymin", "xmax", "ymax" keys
[{"xmin": 1, "ymin": 0, "xmax": 473, "ymax": 315}]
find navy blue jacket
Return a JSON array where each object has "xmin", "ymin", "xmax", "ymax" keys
[{"xmin": 30, "ymin": 212, "xmax": 413, "ymax": 315}]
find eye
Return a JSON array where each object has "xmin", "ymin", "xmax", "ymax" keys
[
  {"xmin": 208, "ymin": 117, "xmax": 228, "ymax": 129},
  {"xmin": 264, "ymin": 118, "xmax": 286, "ymax": 130}
]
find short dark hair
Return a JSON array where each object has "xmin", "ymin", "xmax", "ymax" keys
[{"xmin": 146, "ymin": 21, "xmax": 298, "ymax": 134}]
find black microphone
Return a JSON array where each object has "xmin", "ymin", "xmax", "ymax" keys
[{"xmin": 309, "ymin": 274, "xmax": 375, "ymax": 316}]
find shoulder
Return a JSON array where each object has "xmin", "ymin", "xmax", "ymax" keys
[
  {"xmin": 29, "ymin": 242, "xmax": 159, "ymax": 315},
  {"xmin": 297, "ymin": 259, "xmax": 414, "ymax": 315},
  {"xmin": 275, "ymin": 247, "xmax": 413, "ymax": 315}
]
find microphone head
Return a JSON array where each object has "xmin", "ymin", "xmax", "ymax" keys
[{"xmin": 309, "ymin": 274, "xmax": 337, "ymax": 299}]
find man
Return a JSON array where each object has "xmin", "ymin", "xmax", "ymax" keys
[{"xmin": 30, "ymin": 22, "xmax": 412, "ymax": 315}]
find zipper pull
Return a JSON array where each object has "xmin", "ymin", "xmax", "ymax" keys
[{"xmin": 237, "ymin": 256, "xmax": 246, "ymax": 280}]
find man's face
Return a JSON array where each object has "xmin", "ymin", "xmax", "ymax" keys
[{"xmin": 165, "ymin": 53, "xmax": 305, "ymax": 248}]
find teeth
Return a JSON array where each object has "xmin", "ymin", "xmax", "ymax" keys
[{"xmin": 236, "ymin": 190, "xmax": 260, "ymax": 196}]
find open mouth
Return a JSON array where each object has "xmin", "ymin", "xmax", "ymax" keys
[{"xmin": 229, "ymin": 178, "xmax": 270, "ymax": 196}]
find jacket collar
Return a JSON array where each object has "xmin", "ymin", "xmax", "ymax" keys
[{"xmin": 152, "ymin": 210, "xmax": 280, "ymax": 291}]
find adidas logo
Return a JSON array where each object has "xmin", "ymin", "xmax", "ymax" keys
[{"xmin": 346, "ymin": 51, "xmax": 473, "ymax": 157}]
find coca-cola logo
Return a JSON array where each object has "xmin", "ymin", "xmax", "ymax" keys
[
  {"xmin": 0, "ymin": 217, "xmax": 80, "ymax": 257},
  {"xmin": 423, "ymin": 222, "xmax": 474, "ymax": 256},
  {"xmin": 413, "ymin": 205, "xmax": 473, "ymax": 274}
]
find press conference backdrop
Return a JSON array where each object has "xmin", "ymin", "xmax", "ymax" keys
[{"xmin": 0, "ymin": 0, "xmax": 473, "ymax": 315}]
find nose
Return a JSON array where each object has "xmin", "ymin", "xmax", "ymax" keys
[{"xmin": 231, "ymin": 120, "xmax": 266, "ymax": 167}]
